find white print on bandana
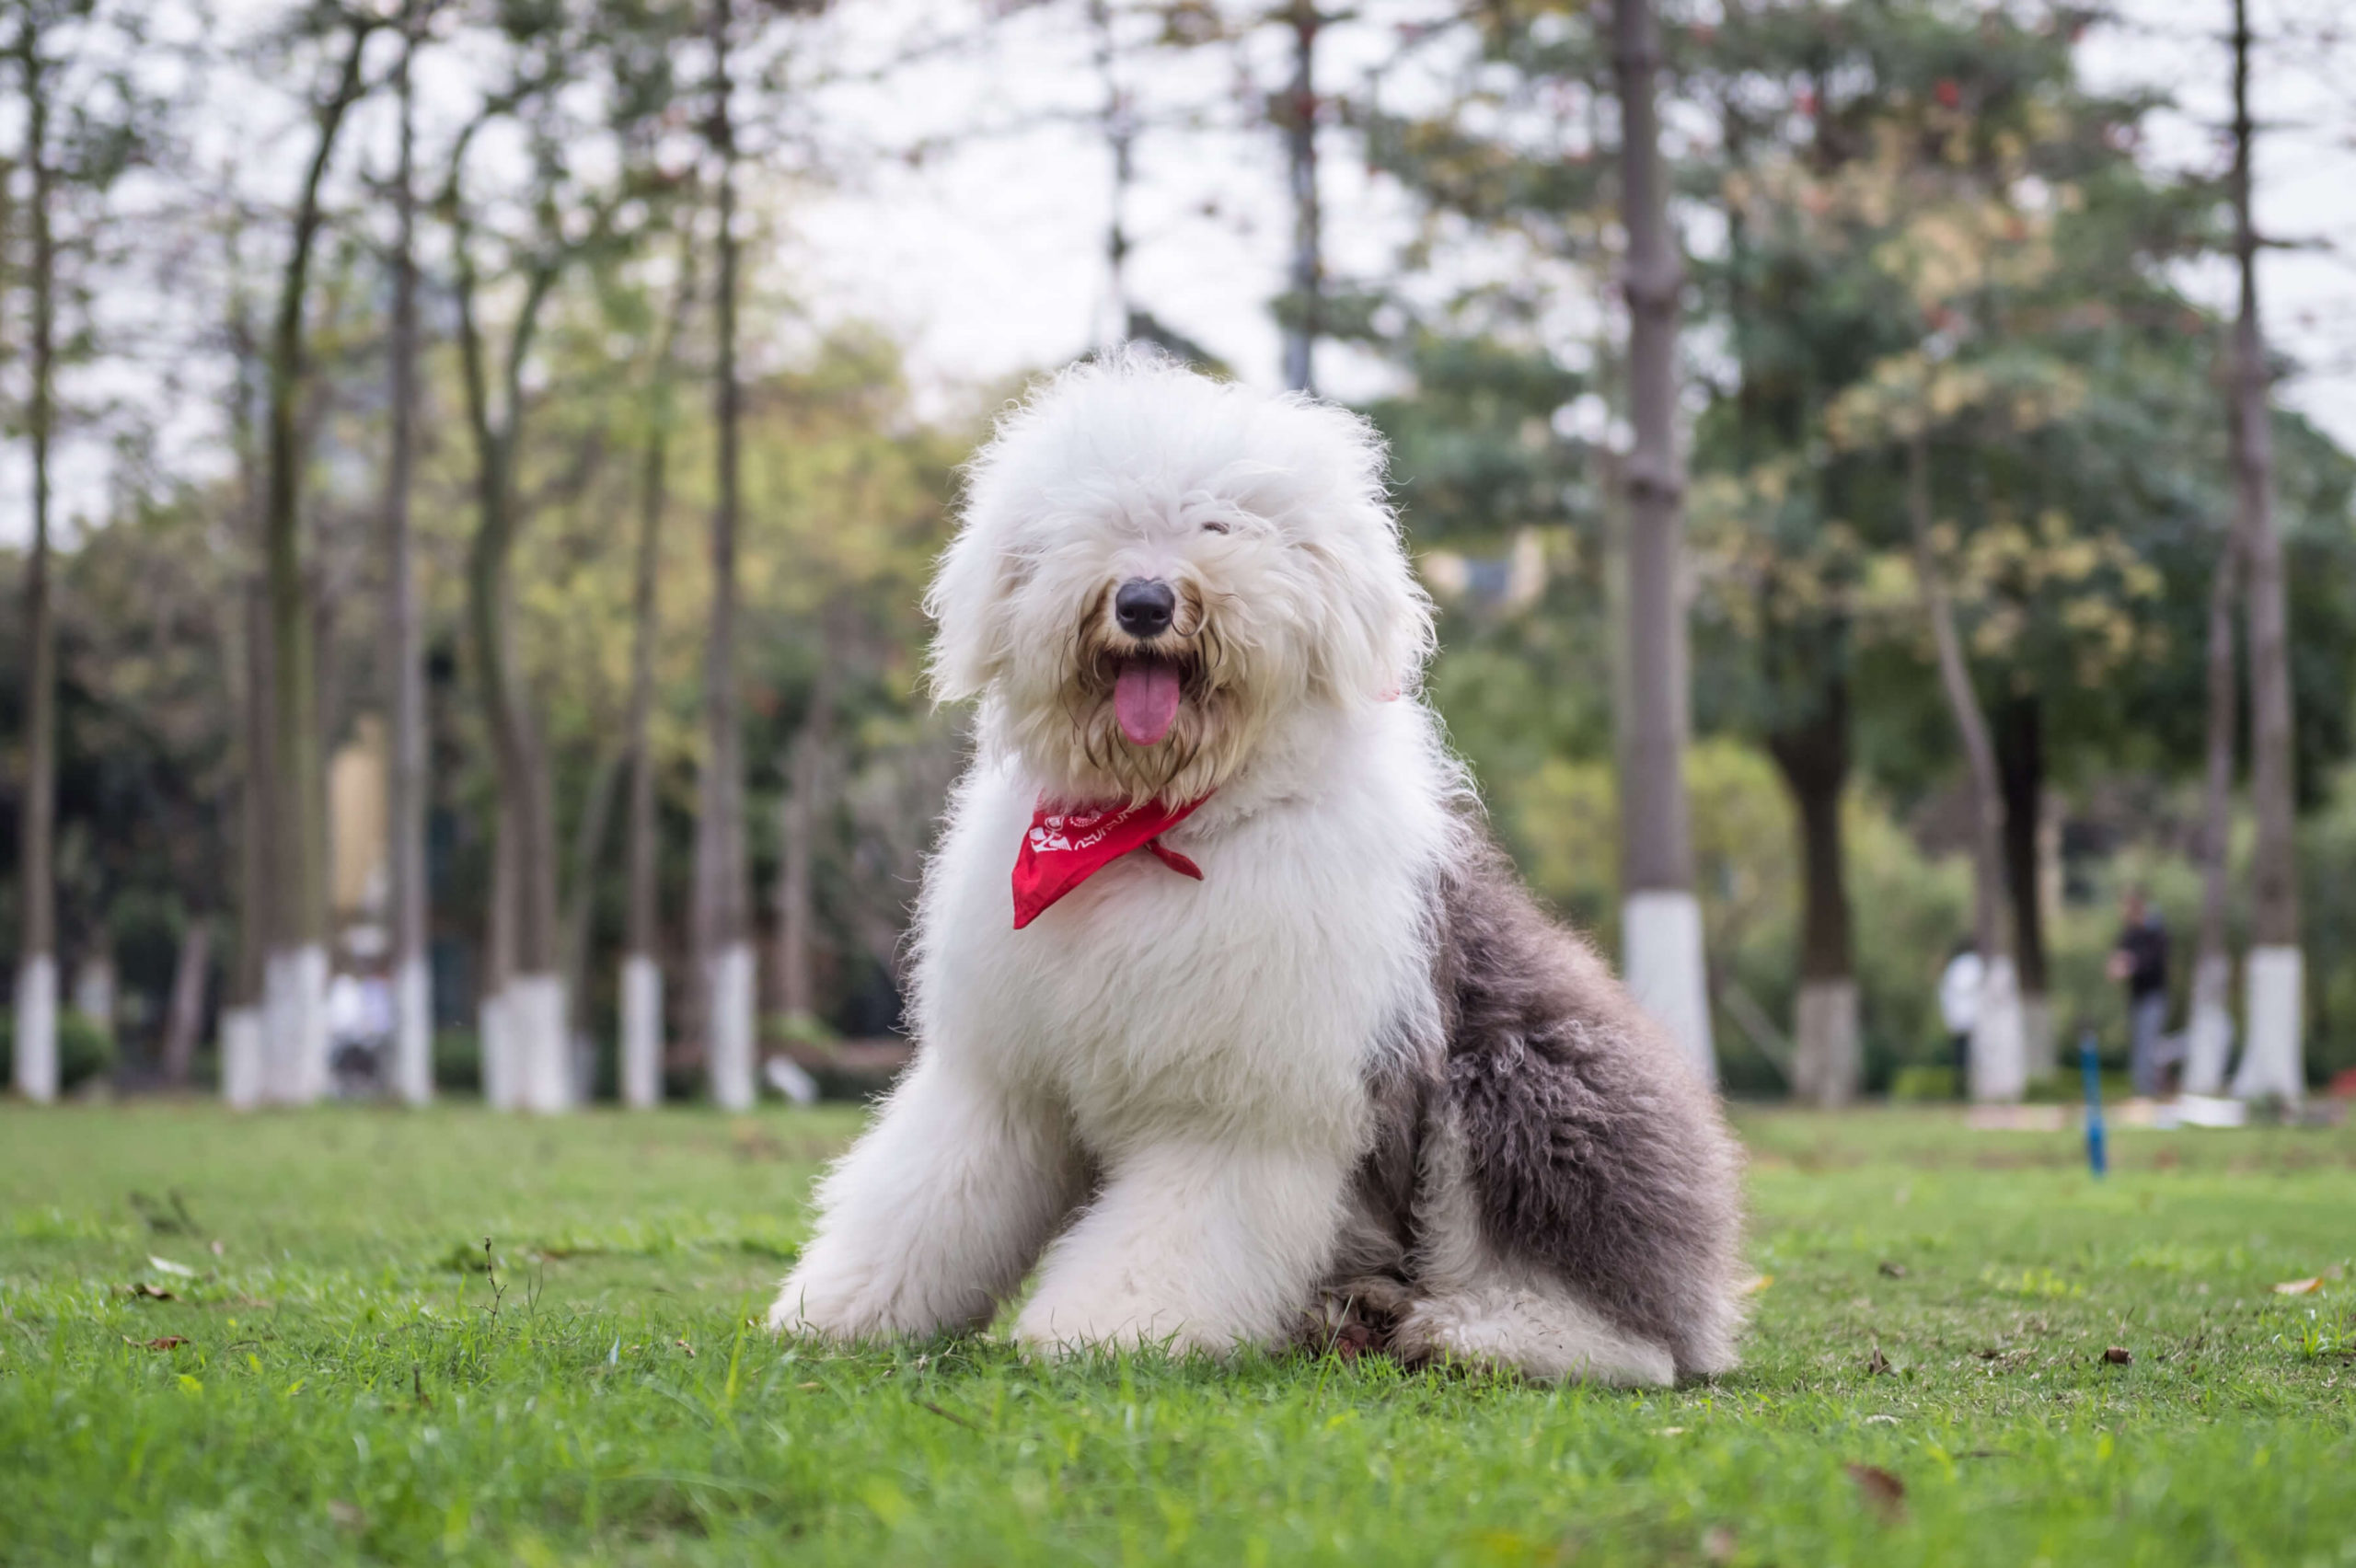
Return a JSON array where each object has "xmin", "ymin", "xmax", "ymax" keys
[{"xmin": 1027, "ymin": 809, "xmax": 1126, "ymax": 856}]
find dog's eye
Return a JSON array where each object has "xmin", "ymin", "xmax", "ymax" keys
[{"xmin": 1203, "ymin": 520, "xmax": 1230, "ymax": 536}]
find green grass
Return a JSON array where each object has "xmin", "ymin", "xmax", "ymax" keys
[{"xmin": 2, "ymin": 1103, "xmax": 2351, "ymax": 1566}]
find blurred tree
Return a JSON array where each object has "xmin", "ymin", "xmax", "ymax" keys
[
  {"xmin": 435, "ymin": 0, "xmax": 682, "ymax": 1111},
  {"xmin": 7, "ymin": 0, "xmax": 166, "ymax": 1101},
  {"xmin": 2223, "ymin": 0, "xmax": 2300, "ymax": 1101},
  {"xmin": 382, "ymin": 0, "xmax": 431, "ymax": 1105},
  {"xmin": 699, "ymin": 0, "xmax": 756, "ymax": 1111},
  {"xmin": 259, "ymin": 4, "xmax": 377, "ymax": 1103}
]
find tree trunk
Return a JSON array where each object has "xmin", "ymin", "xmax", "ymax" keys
[
  {"xmin": 1766, "ymin": 672, "xmax": 1855, "ymax": 1107},
  {"xmin": 447, "ymin": 149, "xmax": 571, "ymax": 1112},
  {"xmin": 1995, "ymin": 696, "xmax": 2054, "ymax": 1080},
  {"xmin": 217, "ymin": 218, "xmax": 272, "ymax": 1109},
  {"xmin": 2227, "ymin": 0, "xmax": 2303, "ymax": 1102},
  {"xmin": 1278, "ymin": 0, "xmax": 1321, "ymax": 393},
  {"xmin": 261, "ymin": 23, "xmax": 371, "ymax": 1105},
  {"xmin": 480, "ymin": 794, "xmax": 518, "ymax": 1108},
  {"xmin": 774, "ymin": 678, "xmax": 834, "ymax": 1028},
  {"xmin": 621, "ymin": 417, "xmax": 669, "ymax": 1110},
  {"xmin": 1906, "ymin": 430, "xmax": 2022, "ymax": 1101},
  {"xmin": 159, "ymin": 922, "xmax": 211, "ymax": 1090},
  {"xmin": 618, "ymin": 225, "xmax": 699, "ymax": 1112},
  {"xmin": 385, "ymin": 16, "xmax": 433, "ymax": 1106},
  {"xmin": 464, "ymin": 472, "xmax": 566, "ymax": 1111},
  {"xmin": 2186, "ymin": 523, "xmax": 2241, "ymax": 1094},
  {"xmin": 12, "ymin": 21, "xmax": 58, "ymax": 1104},
  {"xmin": 1611, "ymin": 0, "xmax": 1714, "ymax": 1083},
  {"xmin": 698, "ymin": 0, "xmax": 756, "ymax": 1111},
  {"xmin": 560, "ymin": 744, "xmax": 625, "ymax": 1098},
  {"xmin": 225, "ymin": 574, "xmax": 275, "ymax": 1110}
]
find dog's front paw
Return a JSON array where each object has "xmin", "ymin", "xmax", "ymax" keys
[
  {"xmin": 766, "ymin": 1250, "xmax": 894, "ymax": 1343},
  {"xmin": 1011, "ymin": 1289, "xmax": 1236, "ymax": 1361}
]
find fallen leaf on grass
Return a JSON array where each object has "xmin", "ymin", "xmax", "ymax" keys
[
  {"xmin": 2102, "ymin": 1345, "xmax": 2133, "ymax": 1366},
  {"xmin": 1878, "ymin": 1262, "xmax": 1908, "ymax": 1279},
  {"xmin": 1865, "ymin": 1344, "xmax": 1894, "ymax": 1376},
  {"xmin": 124, "ymin": 1283, "xmax": 178, "ymax": 1301},
  {"xmin": 2272, "ymin": 1278, "xmax": 2324, "ymax": 1296},
  {"xmin": 1865, "ymin": 1413, "xmax": 1900, "ymax": 1425},
  {"xmin": 1652, "ymin": 1426, "xmax": 1687, "ymax": 1436},
  {"xmin": 147, "ymin": 1256, "xmax": 196, "ymax": 1278},
  {"xmin": 132, "ymin": 1336, "xmax": 188, "ymax": 1351},
  {"xmin": 1845, "ymin": 1462, "xmax": 1907, "ymax": 1521}
]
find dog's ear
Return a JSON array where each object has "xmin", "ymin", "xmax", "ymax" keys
[
  {"xmin": 1276, "ymin": 403, "xmax": 1437, "ymax": 707},
  {"xmin": 1300, "ymin": 513, "xmax": 1436, "ymax": 708},
  {"xmin": 923, "ymin": 513, "xmax": 1014, "ymax": 703}
]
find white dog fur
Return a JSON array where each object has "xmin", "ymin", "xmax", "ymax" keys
[{"xmin": 768, "ymin": 352, "xmax": 1744, "ymax": 1385}]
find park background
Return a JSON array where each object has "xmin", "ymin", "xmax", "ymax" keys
[
  {"xmin": 3, "ymin": 6, "xmax": 2355, "ymax": 1564},
  {"xmin": 3, "ymin": 0, "xmax": 2356, "ymax": 1111}
]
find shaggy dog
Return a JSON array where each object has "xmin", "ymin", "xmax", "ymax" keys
[{"xmin": 768, "ymin": 353, "xmax": 1744, "ymax": 1385}]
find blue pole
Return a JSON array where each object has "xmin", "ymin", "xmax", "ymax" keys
[{"xmin": 2080, "ymin": 1029, "xmax": 2107, "ymax": 1178}]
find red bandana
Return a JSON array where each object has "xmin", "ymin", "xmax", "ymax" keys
[{"xmin": 1011, "ymin": 794, "xmax": 1210, "ymax": 929}]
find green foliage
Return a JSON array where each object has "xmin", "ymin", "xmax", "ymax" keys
[
  {"xmin": 433, "ymin": 1029, "xmax": 481, "ymax": 1095},
  {"xmin": 3, "ymin": 1105, "xmax": 2353, "ymax": 1563},
  {"xmin": 1494, "ymin": 738, "xmax": 1977, "ymax": 1093},
  {"xmin": 1888, "ymin": 1064, "xmax": 1959, "ymax": 1102}
]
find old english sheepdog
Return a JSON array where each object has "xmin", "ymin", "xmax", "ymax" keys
[{"xmin": 768, "ymin": 352, "xmax": 1744, "ymax": 1385}]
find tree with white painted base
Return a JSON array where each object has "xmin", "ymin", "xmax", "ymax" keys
[
  {"xmin": 2185, "ymin": 518, "xmax": 2240, "ymax": 1096},
  {"xmin": 260, "ymin": 14, "xmax": 377, "ymax": 1104},
  {"xmin": 1906, "ymin": 430, "xmax": 2024, "ymax": 1103},
  {"xmin": 697, "ymin": 0, "xmax": 756, "ymax": 1113},
  {"xmin": 1609, "ymin": 0, "xmax": 1714, "ymax": 1084},
  {"xmin": 2223, "ymin": 0, "xmax": 2302, "ymax": 1105},
  {"xmin": 9, "ymin": 9, "xmax": 60, "ymax": 1105},
  {"xmin": 382, "ymin": 7, "xmax": 433, "ymax": 1107}
]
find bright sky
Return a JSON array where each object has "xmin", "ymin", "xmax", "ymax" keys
[
  {"xmin": 5, "ymin": 0, "xmax": 2352, "ymax": 548},
  {"xmin": 796, "ymin": 0, "xmax": 2356, "ymax": 444}
]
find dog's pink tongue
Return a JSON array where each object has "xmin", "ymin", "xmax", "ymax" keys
[{"xmin": 1114, "ymin": 661, "xmax": 1183, "ymax": 746}]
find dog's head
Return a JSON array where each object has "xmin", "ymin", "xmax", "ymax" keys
[{"xmin": 927, "ymin": 352, "xmax": 1434, "ymax": 803}]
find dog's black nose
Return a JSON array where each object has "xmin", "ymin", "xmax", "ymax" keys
[{"xmin": 1114, "ymin": 577, "xmax": 1176, "ymax": 639}]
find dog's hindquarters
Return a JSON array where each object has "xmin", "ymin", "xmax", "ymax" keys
[{"xmin": 1324, "ymin": 838, "xmax": 1745, "ymax": 1383}]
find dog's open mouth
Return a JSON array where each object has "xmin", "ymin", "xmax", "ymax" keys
[{"xmin": 1112, "ymin": 657, "xmax": 1184, "ymax": 746}]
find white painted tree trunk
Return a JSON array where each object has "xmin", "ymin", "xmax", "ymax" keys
[
  {"xmin": 220, "ymin": 1005, "xmax": 264, "ymax": 1110},
  {"xmin": 1792, "ymin": 977, "xmax": 1859, "ymax": 1108},
  {"xmin": 708, "ymin": 940, "xmax": 756, "ymax": 1112},
  {"xmin": 12, "ymin": 956, "xmax": 57, "ymax": 1103},
  {"xmin": 392, "ymin": 951, "xmax": 433, "ymax": 1106},
  {"xmin": 2232, "ymin": 945, "xmax": 2304, "ymax": 1103},
  {"xmin": 2183, "ymin": 951, "xmax": 2236, "ymax": 1096},
  {"xmin": 506, "ymin": 972, "xmax": 571, "ymax": 1113},
  {"xmin": 620, "ymin": 952, "xmax": 663, "ymax": 1110},
  {"xmin": 1623, "ymin": 890, "xmax": 1715, "ymax": 1087},
  {"xmin": 479, "ymin": 986, "xmax": 513, "ymax": 1111},
  {"xmin": 2020, "ymin": 992, "xmax": 2055, "ymax": 1085},
  {"xmin": 1969, "ymin": 955, "xmax": 2027, "ymax": 1103},
  {"xmin": 263, "ymin": 944, "xmax": 329, "ymax": 1103}
]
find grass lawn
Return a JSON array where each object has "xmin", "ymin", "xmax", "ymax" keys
[{"xmin": 2, "ymin": 1102, "xmax": 2351, "ymax": 1566}]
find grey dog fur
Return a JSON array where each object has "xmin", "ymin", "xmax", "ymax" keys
[{"xmin": 1318, "ymin": 828, "xmax": 1746, "ymax": 1379}]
